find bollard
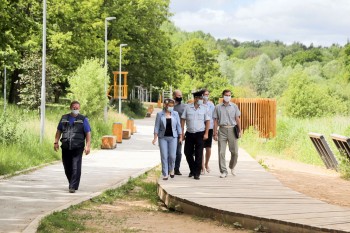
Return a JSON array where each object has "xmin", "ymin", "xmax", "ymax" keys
[
  {"xmin": 127, "ymin": 118, "xmax": 134, "ymax": 135},
  {"xmin": 101, "ymin": 135, "xmax": 117, "ymax": 149},
  {"xmin": 112, "ymin": 122, "xmax": 123, "ymax": 143},
  {"xmin": 122, "ymin": 129, "xmax": 131, "ymax": 139}
]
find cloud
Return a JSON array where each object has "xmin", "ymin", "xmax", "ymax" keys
[{"xmin": 170, "ymin": 0, "xmax": 350, "ymax": 46}]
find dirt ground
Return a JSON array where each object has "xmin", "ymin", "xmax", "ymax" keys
[
  {"xmin": 258, "ymin": 156, "xmax": 350, "ymax": 208},
  {"xmin": 74, "ymin": 157, "xmax": 350, "ymax": 233},
  {"xmin": 81, "ymin": 200, "xmax": 249, "ymax": 233}
]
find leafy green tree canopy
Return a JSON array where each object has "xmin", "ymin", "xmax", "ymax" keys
[{"xmin": 68, "ymin": 58, "xmax": 106, "ymax": 117}]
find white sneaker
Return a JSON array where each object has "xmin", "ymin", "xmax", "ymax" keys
[
  {"xmin": 231, "ymin": 169, "xmax": 236, "ymax": 176},
  {"xmin": 220, "ymin": 172, "xmax": 227, "ymax": 178}
]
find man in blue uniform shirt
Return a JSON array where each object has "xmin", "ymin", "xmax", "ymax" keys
[{"xmin": 54, "ymin": 100, "xmax": 91, "ymax": 193}]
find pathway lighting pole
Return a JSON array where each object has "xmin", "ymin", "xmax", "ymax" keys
[
  {"xmin": 3, "ymin": 66, "xmax": 6, "ymax": 111},
  {"xmin": 40, "ymin": 0, "xmax": 47, "ymax": 143},
  {"xmin": 104, "ymin": 16, "xmax": 116, "ymax": 121}
]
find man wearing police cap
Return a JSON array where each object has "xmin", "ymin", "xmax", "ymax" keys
[{"xmin": 181, "ymin": 89, "xmax": 210, "ymax": 180}]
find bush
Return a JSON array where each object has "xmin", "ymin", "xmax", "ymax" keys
[
  {"xmin": 68, "ymin": 58, "xmax": 107, "ymax": 117},
  {"xmin": 337, "ymin": 152, "xmax": 350, "ymax": 180},
  {"xmin": 0, "ymin": 112, "xmax": 23, "ymax": 145},
  {"xmin": 283, "ymin": 71, "xmax": 346, "ymax": 118},
  {"xmin": 240, "ymin": 116, "xmax": 350, "ymax": 166},
  {"xmin": 111, "ymin": 99, "xmax": 146, "ymax": 119}
]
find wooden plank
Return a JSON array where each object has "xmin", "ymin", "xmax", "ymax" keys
[
  {"xmin": 158, "ymin": 148, "xmax": 350, "ymax": 233},
  {"xmin": 232, "ymin": 98, "xmax": 276, "ymax": 138}
]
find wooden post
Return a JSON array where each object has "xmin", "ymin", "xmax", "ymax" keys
[
  {"xmin": 112, "ymin": 122, "xmax": 123, "ymax": 143},
  {"xmin": 157, "ymin": 95, "xmax": 162, "ymax": 108},
  {"xmin": 101, "ymin": 135, "xmax": 117, "ymax": 149},
  {"xmin": 127, "ymin": 119, "xmax": 134, "ymax": 135},
  {"xmin": 122, "ymin": 129, "xmax": 131, "ymax": 139}
]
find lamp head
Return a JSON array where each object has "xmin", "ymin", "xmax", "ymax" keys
[
  {"xmin": 106, "ymin": 17, "xmax": 116, "ymax": 21},
  {"xmin": 120, "ymin": 44, "xmax": 128, "ymax": 47}
]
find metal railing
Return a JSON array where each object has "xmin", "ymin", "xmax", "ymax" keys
[{"xmin": 308, "ymin": 133, "xmax": 338, "ymax": 170}]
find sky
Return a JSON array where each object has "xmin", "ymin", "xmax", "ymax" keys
[{"xmin": 169, "ymin": 0, "xmax": 350, "ymax": 47}]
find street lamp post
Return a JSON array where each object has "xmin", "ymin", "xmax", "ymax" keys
[
  {"xmin": 40, "ymin": 0, "xmax": 47, "ymax": 143},
  {"xmin": 104, "ymin": 16, "xmax": 116, "ymax": 121},
  {"xmin": 3, "ymin": 66, "xmax": 6, "ymax": 111},
  {"xmin": 119, "ymin": 44, "xmax": 127, "ymax": 114}
]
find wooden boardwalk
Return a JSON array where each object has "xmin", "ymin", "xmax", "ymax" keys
[{"xmin": 157, "ymin": 146, "xmax": 350, "ymax": 233}]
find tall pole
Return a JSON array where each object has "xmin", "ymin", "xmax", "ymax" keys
[
  {"xmin": 40, "ymin": 0, "xmax": 47, "ymax": 143},
  {"xmin": 118, "ymin": 44, "xmax": 127, "ymax": 114},
  {"xmin": 104, "ymin": 17, "xmax": 116, "ymax": 121},
  {"xmin": 3, "ymin": 66, "xmax": 6, "ymax": 111},
  {"xmin": 150, "ymin": 84, "xmax": 152, "ymax": 103}
]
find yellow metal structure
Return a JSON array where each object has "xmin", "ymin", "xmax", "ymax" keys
[{"xmin": 107, "ymin": 71, "xmax": 128, "ymax": 99}]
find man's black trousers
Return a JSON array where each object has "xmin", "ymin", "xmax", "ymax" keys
[
  {"xmin": 184, "ymin": 131, "xmax": 204, "ymax": 177},
  {"xmin": 62, "ymin": 148, "xmax": 84, "ymax": 190}
]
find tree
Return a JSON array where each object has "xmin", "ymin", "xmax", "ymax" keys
[
  {"xmin": 0, "ymin": 0, "xmax": 42, "ymax": 103},
  {"xmin": 17, "ymin": 53, "xmax": 63, "ymax": 110},
  {"xmin": 251, "ymin": 54, "xmax": 274, "ymax": 96},
  {"xmin": 283, "ymin": 71, "xmax": 346, "ymax": 118},
  {"xmin": 68, "ymin": 58, "xmax": 106, "ymax": 117},
  {"xmin": 268, "ymin": 66, "xmax": 294, "ymax": 98},
  {"xmin": 175, "ymin": 38, "xmax": 216, "ymax": 82},
  {"xmin": 282, "ymin": 48, "xmax": 323, "ymax": 67},
  {"xmin": 105, "ymin": 0, "xmax": 176, "ymax": 89},
  {"xmin": 217, "ymin": 52, "xmax": 235, "ymax": 83}
]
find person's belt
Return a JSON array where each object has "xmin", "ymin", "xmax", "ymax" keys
[
  {"xmin": 220, "ymin": 125, "xmax": 234, "ymax": 128},
  {"xmin": 186, "ymin": 131, "xmax": 205, "ymax": 134}
]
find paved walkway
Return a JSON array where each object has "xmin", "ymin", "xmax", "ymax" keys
[
  {"xmin": 0, "ymin": 116, "xmax": 159, "ymax": 233},
  {"xmin": 3, "ymin": 108, "xmax": 350, "ymax": 233},
  {"xmin": 158, "ymin": 142, "xmax": 350, "ymax": 233}
]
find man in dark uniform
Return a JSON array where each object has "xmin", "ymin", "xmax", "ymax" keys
[
  {"xmin": 173, "ymin": 89, "xmax": 186, "ymax": 175},
  {"xmin": 181, "ymin": 90, "xmax": 210, "ymax": 180},
  {"xmin": 54, "ymin": 100, "xmax": 91, "ymax": 193}
]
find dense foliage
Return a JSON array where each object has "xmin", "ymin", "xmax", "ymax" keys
[
  {"xmin": 68, "ymin": 58, "xmax": 106, "ymax": 117},
  {"xmin": 2, "ymin": 0, "xmax": 350, "ymax": 118},
  {"xmin": 2, "ymin": 0, "xmax": 350, "ymax": 176}
]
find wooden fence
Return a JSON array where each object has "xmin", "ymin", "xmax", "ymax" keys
[{"xmin": 230, "ymin": 98, "xmax": 277, "ymax": 138}]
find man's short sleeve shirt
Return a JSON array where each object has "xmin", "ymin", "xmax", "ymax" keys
[
  {"xmin": 182, "ymin": 104, "xmax": 210, "ymax": 133},
  {"xmin": 57, "ymin": 115, "xmax": 91, "ymax": 133},
  {"xmin": 213, "ymin": 102, "xmax": 241, "ymax": 126}
]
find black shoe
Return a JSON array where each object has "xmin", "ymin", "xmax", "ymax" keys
[
  {"xmin": 194, "ymin": 176, "xmax": 200, "ymax": 180},
  {"xmin": 175, "ymin": 170, "xmax": 182, "ymax": 175},
  {"xmin": 188, "ymin": 173, "xmax": 193, "ymax": 178},
  {"xmin": 170, "ymin": 174, "xmax": 175, "ymax": 178},
  {"xmin": 69, "ymin": 188, "xmax": 75, "ymax": 193}
]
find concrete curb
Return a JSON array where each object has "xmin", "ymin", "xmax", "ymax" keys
[
  {"xmin": 23, "ymin": 165, "xmax": 159, "ymax": 233},
  {"xmin": 0, "ymin": 161, "xmax": 61, "ymax": 180}
]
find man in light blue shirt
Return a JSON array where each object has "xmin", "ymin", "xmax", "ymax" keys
[{"xmin": 181, "ymin": 90, "xmax": 210, "ymax": 180}]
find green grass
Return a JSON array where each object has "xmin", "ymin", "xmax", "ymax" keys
[
  {"xmin": 37, "ymin": 169, "xmax": 161, "ymax": 233},
  {"xmin": 37, "ymin": 209, "xmax": 86, "ymax": 233},
  {"xmin": 90, "ymin": 170, "xmax": 161, "ymax": 205},
  {"xmin": 0, "ymin": 103, "xmax": 128, "ymax": 176},
  {"xmin": 241, "ymin": 115, "xmax": 350, "ymax": 167}
]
